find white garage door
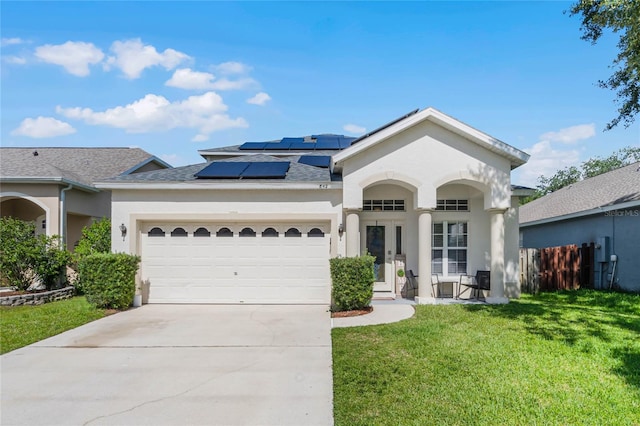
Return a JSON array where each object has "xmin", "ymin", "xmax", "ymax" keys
[{"xmin": 140, "ymin": 223, "xmax": 331, "ymax": 304}]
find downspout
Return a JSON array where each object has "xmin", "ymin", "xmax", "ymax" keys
[{"xmin": 60, "ymin": 183, "xmax": 73, "ymax": 249}]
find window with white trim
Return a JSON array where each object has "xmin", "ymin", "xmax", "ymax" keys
[
  {"xmin": 435, "ymin": 199, "xmax": 469, "ymax": 211},
  {"xmin": 363, "ymin": 199, "xmax": 405, "ymax": 211},
  {"xmin": 432, "ymin": 221, "xmax": 467, "ymax": 276}
]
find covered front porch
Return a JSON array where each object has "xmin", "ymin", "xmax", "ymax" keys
[{"xmin": 342, "ymin": 178, "xmax": 519, "ymax": 305}]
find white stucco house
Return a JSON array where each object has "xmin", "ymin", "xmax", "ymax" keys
[{"xmin": 97, "ymin": 107, "xmax": 531, "ymax": 305}]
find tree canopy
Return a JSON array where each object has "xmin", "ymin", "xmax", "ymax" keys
[
  {"xmin": 569, "ymin": 0, "xmax": 640, "ymax": 130},
  {"xmin": 524, "ymin": 146, "xmax": 640, "ymax": 203}
]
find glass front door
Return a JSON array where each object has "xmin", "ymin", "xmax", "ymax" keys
[{"xmin": 364, "ymin": 222, "xmax": 394, "ymax": 292}]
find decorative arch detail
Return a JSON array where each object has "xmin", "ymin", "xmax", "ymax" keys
[{"xmin": 0, "ymin": 192, "xmax": 51, "ymax": 235}]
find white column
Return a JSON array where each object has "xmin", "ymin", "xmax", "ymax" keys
[
  {"xmin": 345, "ymin": 210, "xmax": 360, "ymax": 257},
  {"xmin": 416, "ymin": 209, "xmax": 435, "ymax": 304},
  {"xmin": 487, "ymin": 209, "xmax": 509, "ymax": 304}
]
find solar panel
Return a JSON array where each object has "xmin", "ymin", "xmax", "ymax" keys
[
  {"xmin": 281, "ymin": 137, "xmax": 304, "ymax": 144},
  {"xmin": 264, "ymin": 140, "xmax": 292, "ymax": 150},
  {"xmin": 241, "ymin": 162, "xmax": 290, "ymax": 178},
  {"xmin": 195, "ymin": 162, "xmax": 250, "ymax": 178},
  {"xmin": 298, "ymin": 155, "xmax": 331, "ymax": 168},
  {"xmin": 339, "ymin": 137, "xmax": 357, "ymax": 149},
  {"xmin": 239, "ymin": 142, "xmax": 268, "ymax": 150},
  {"xmin": 314, "ymin": 140, "xmax": 341, "ymax": 149},
  {"xmin": 289, "ymin": 140, "xmax": 316, "ymax": 150}
]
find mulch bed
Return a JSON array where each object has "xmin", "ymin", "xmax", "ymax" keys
[{"xmin": 331, "ymin": 306, "xmax": 373, "ymax": 318}]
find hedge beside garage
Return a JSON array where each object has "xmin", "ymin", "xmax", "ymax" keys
[
  {"xmin": 330, "ymin": 255, "xmax": 375, "ymax": 312},
  {"xmin": 77, "ymin": 253, "xmax": 140, "ymax": 310}
]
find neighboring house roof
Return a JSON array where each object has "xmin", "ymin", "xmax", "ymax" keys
[
  {"xmin": 520, "ymin": 162, "xmax": 640, "ymax": 226},
  {"xmin": 0, "ymin": 147, "xmax": 171, "ymax": 191},
  {"xmin": 333, "ymin": 107, "xmax": 530, "ymax": 170},
  {"xmin": 98, "ymin": 153, "xmax": 336, "ymax": 186}
]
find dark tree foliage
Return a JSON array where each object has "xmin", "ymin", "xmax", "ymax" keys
[
  {"xmin": 523, "ymin": 146, "xmax": 640, "ymax": 203},
  {"xmin": 569, "ymin": 0, "xmax": 640, "ymax": 130}
]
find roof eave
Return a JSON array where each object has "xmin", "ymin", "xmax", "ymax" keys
[
  {"xmin": 0, "ymin": 177, "xmax": 100, "ymax": 193},
  {"xmin": 333, "ymin": 107, "xmax": 530, "ymax": 168},
  {"xmin": 94, "ymin": 181, "xmax": 343, "ymax": 191}
]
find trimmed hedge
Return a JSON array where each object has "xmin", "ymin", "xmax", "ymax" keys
[
  {"xmin": 77, "ymin": 253, "xmax": 140, "ymax": 310},
  {"xmin": 330, "ymin": 255, "xmax": 375, "ymax": 312}
]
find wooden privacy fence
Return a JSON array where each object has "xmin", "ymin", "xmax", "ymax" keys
[{"xmin": 519, "ymin": 243, "xmax": 595, "ymax": 294}]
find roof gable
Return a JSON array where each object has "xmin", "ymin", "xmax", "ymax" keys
[{"xmin": 332, "ymin": 107, "xmax": 529, "ymax": 170}]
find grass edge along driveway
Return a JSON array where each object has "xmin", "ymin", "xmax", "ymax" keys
[
  {"xmin": 332, "ymin": 290, "xmax": 640, "ymax": 425},
  {"xmin": 1, "ymin": 297, "xmax": 107, "ymax": 354}
]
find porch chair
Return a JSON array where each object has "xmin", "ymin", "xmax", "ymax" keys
[
  {"xmin": 431, "ymin": 274, "xmax": 442, "ymax": 298},
  {"xmin": 457, "ymin": 270, "xmax": 491, "ymax": 300},
  {"xmin": 403, "ymin": 270, "xmax": 419, "ymax": 299}
]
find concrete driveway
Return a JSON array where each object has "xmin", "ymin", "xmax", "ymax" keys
[{"xmin": 1, "ymin": 305, "xmax": 333, "ymax": 426}]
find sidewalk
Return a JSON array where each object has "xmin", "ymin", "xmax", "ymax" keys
[{"xmin": 331, "ymin": 297, "xmax": 486, "ymax": 328}]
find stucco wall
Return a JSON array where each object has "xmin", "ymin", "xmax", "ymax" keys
[
  {"xmin": 341, "ymin": 120, "xmax": 512, "ymax": 210},
  {"xmin": 110, "ymin": 187, "xmax": 344, "ymax": 256},
  {"xmin": 521, "ymin": 207, "xmax": 640, "ymax": 292},
  {"xmin": 0, "ymin": 183, "xmax": 60, "ymax": 235}
]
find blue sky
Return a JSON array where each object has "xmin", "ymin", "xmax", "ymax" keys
[{"xmin": 2, "ymin": 1, "xmax": 638, "ymax": 186}]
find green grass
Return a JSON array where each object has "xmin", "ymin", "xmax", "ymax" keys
[
  {"xmin": 332, "ymin": 290, "xmax": 640, "ymax": 425},
  {"xmin": 0, "ymin": 297, "xmax": 107, "ymax": 354}
]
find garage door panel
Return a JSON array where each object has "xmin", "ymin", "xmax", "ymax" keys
[{"xmin": 142, "ymin": 223, "xmax": 330, "ymax": 304}]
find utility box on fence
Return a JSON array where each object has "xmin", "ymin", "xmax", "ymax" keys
[{"xmin": 596, "ymin": 236, "xmax": 610, "ymax": 263}]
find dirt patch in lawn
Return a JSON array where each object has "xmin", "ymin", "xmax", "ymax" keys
[{"xmin": 331, "ymin": 306, "xmax": 373, "ymax": 318}]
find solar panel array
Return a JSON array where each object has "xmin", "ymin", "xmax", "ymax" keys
[
  {"xmin": 195, "ymin": 162, "xmax": 290, "ymax": 179},
  {"xmin": 298, "ymin": 155, "xmax": 331, "ymax": 168},
  {"xmin": 239, "ymin": 135, "xmax": 356, "ymax": 151}
]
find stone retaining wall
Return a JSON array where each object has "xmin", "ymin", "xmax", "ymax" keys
[{"xmin": 0, "ymin": 286, "xmax": 75, "ymax": 306}]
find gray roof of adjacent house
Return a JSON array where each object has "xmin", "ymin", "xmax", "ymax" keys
[
  {"xmin": 102, "ymin": 153, "xmax": 335, "ymax": 183},
  {"xmin": 520, "ymin": 162, "xmax": 640, "ymax": 225},
  {"xmin": 0, "ymin": 147, "xmax": 171, "ymax": 188}
]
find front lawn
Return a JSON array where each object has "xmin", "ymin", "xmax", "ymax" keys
[
  {"xmin": 0, "ymin": 297, "xmax": 107, "ymax": 354},
  {"xmin": 332, "ymin": 290, "xmax": 640, "ymax": 425}
]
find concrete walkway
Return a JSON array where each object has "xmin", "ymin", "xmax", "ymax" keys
[
  {"xmin": 1, "ymin": 305, "xmax": 333, "ymax": 426},
  {"xmin": 331, "ymin": 299, "xmax": 416, "ymax": 328}
]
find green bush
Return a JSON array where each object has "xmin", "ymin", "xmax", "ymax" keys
[
  {"xmin": 73, "ymin": 218, "xmax": 111, "ymax": 260},
  {"xmin": 77, "ymin": 253, "xmax": 140, "ymax": 310},
  {"xmin": 72, "ymin": 218, "xmax": 111, "ymax": 293},
  {"xmin": 0, "ymin": 217, "xmax": 70, "ymax": 291},
  {"xmin": 330, "ymin": 255, "xmax": 375, "ymax": 312}
]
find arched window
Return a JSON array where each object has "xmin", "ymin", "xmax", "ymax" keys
[
  {"xmin": 148, "ymin": 227, "xmax": 165, "ymax": 237},
  {"xmin": 239, "ymin": 227, "xmax": 256, "ymax": 237},
  {"xmin": 285, "ymin": 227, "xmax": 301, "ymax": 237},
  {"xmin": 171, "ymin": 227, "xmax": 188, "ymax": 237},
  {"xmin": 308, "ymin": 228, "xmax": 324, "ymax": 237},
  {"xmin": 262, "ymin": 227, "xmax": 279, "ymax": 237},
  {"xmin": 216, "ymin": 227, "xmax": 233, "ymax": 237},
  {"xmin": 194, "ymin": 227, "xmax": 211, "ymax": 237}
]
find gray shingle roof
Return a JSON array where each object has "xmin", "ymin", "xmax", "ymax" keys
[
  {"xmin": 0, "ymin": 147, "xmax": 166, "ymax": 187},
  {"xmin": 520, "ymin": 162, "xmax": 640, "ymax": 224},
  {"xmin": 103, "ymin": 153, "xmax": 335, "ymax": 183}
]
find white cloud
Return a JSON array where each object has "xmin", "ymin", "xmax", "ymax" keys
[
  {"xmin": 210, "ymin": 77, "xmax": 257, "ymax": 91},
  {"xmin": 246, "ymin": 92, "xmax": 271, "ymax": 106},
  {"xmin": 1, "ymin": 37, "xmax": 25, "ymax": 47},
  {"xmin": 343, "ymin": 123, "xmax": 366, "ymax": 134},
  {"xmin": 540, "ymin": 123, "xmax": 595, "ymax": 144},
  {"xmin": 56, "ymin": 91, "xmax": 247, "ymax": 138},
  {"xmin": 165, "ymin": 68, "xmax": 216, "ymax": 90},
  {"xmin": 514, "ymin": 140, "xmax": 581, "ymax": 187},
  {"xmin": 214, "ymin": 61, "xmax": 251, "ymax": 75},
  {"xmin": 11, "ymin": 116, "xmax": 76, "ymax": 138},
  {"xmin": 192, "ymin": 134, "xmax": 210, "ymax": 142},
  {"xmin": 34, "ymin": 41, "xmax": 104, "ymax": 77},
  {"xmin": 4, "ymin": 55, "xmax": 27, "ymax": 65},
  {"xmin": 105, "ymin": 39, "xmax": 190, "ymax": 79}
]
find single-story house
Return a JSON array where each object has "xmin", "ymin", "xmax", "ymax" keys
[
  {"xmin": 520, "ymin": 162, "xmax": 640, "ymax": 293},
  {"xmin": 0, "ymin": 147, "xmax": 171, "ymax": 250},
  {"xmin": 97, "ymin": 107, "xmax": 531, "ymax": 305}
]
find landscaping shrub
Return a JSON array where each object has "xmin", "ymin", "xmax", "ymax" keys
[
  {"xmin": 77, "ymin": 253, "xmax": 140, "ymax": 310},
  {"xmin": 0, "ymin": 217, "xmax": 70, "ymax": 291},
  {"xmin": 73, "ymin": 218, "xmax": 111, "ymax": 260},
  {"xmin": 330, "ymin": 255, "xmax": 375, "ymax": 311},
  {"xmin": 72, "ymin": 218, "xmax": 111, "ymax": 293}
]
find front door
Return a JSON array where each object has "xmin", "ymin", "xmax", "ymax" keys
[{"xmin": 363, "ymin": 222, "xmax": 393, "ymax": 292}]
